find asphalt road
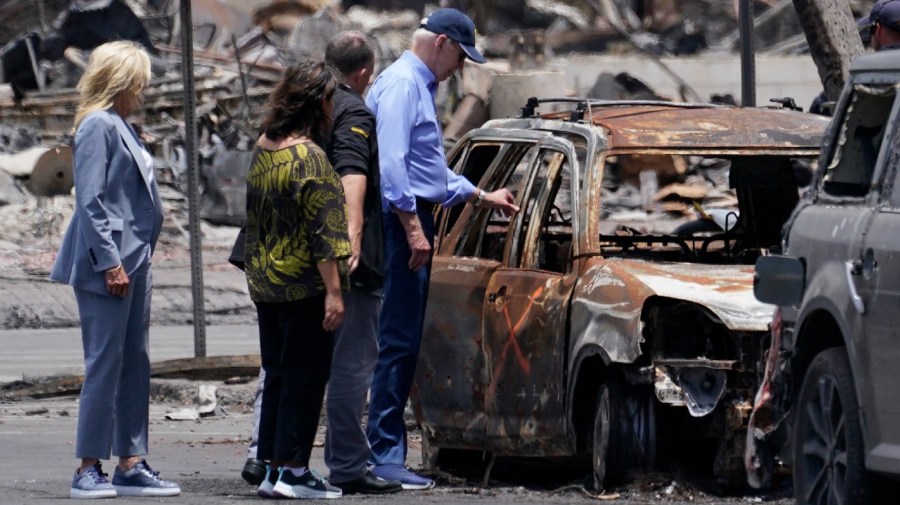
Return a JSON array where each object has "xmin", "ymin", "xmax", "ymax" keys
[{"xmin": 0, "ymin": 392, "xmax": 791, "ymax": 505}]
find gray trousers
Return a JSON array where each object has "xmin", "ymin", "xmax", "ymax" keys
[
  {"xmin": 247, "ymin": 289, "xmax": 381, "ymax": 483},
  {"xmin": 325, "ymin": 289, "xmax": 382, "ymax": 483},
  {"xmin": 74, "ymin": 264, "xmax": 152, "ymax": 460}
]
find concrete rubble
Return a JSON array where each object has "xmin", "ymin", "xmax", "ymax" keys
[{"xmin": 0, "ymin": 0, "xmax": 862, "ymax": 330}]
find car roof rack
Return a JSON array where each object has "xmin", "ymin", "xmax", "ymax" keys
[{"xmin": 519, "ymin": 96, "xmax": 729, "ymax": 120}]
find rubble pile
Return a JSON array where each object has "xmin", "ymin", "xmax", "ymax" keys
[{"xmin": 0, "ymin": 0, "xmax": 861, "ymax": 274}]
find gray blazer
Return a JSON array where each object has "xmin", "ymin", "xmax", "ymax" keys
[{"xmin": 50, "ymin": 110, "xmax": 164, "ymax": 295}]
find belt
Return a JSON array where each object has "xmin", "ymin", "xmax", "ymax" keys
[{"xmin": 415, "ymin": 197, "xmax": 439, "ymax": 214}]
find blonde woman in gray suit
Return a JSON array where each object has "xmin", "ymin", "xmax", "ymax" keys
[{"xmin": 50, "ymin": 41, "xmax": 179, "ymax": 499}]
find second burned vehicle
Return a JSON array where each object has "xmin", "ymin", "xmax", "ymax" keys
[{"xmin": 412, "ymin": 98, "xmax": 829, "ymax": 488}]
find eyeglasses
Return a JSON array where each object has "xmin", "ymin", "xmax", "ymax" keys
[{"xmin": 448, "ymin": 39, "xmax": 467, "ymax": 63}]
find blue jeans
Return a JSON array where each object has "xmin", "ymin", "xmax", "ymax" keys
[{"xmin": 366, "ymin": 207, "xmax": 434, "ymax": 466}]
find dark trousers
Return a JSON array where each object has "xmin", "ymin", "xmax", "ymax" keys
[
  {"xmin": 255, "ymin": 296, "xmax": 333, "ymax": 465},
  {"xmin": 366, "ymin": 207, "xmax": 435, "ymax": 466}
]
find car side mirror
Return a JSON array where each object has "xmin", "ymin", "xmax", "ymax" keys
[{"xmin": 754, "ymin": 256, "xmax": 805, "ymax": 306}]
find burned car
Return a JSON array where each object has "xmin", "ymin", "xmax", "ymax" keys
[
  {"xmin": 412, "ymin": 98, "xmax": 829, "ymax": 488},
  {"xmin": 748, "ymin": 52, "xmax": 900, "ymax": 504}
]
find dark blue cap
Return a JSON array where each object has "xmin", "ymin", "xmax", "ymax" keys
[
  {"xmin": 420, "ymin": 8, "xmax": 485, "ymax": 64},
  {"xmin": 861, "ymin": 0, "xmax": 900, "ymax": 30}
]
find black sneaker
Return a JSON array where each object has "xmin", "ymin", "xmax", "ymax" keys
[
  {"xmin": 273, "ymin": 469, "xmax": 341, "ymax": 499},
  {"xmin": 332, "ymin": 470, "xmax": 402, "ymax": 495},
  {"xmin": 241, "ymin": 458, "xmax": 267, "ymax": 486}
]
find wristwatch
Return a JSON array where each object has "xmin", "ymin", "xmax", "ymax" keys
[{"xmin": 474, "ymin": 189, "xmax": 486, "ymax": 207}]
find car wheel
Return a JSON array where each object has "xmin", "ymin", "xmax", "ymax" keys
[
  {"xmin": 592, "ymin": 384, "xmax": 612, "ymax": 490},
  {"xmin": 592, "ymin": 381, "xmax": 656, "ymax": 490},
  {"xmin": 793, "ymin": 347, "xmax": 870, "ymax": 505}
]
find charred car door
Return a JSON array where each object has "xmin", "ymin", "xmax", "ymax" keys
[
  {"xmin": 480, "ymin": 137, "xmax": 579, "ymax": 456},
  {"xmin": 417, "ymin": 133, "xmax": 544, "ymax": 450}
]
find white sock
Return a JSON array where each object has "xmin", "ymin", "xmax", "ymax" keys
[{"xmin": 284, "ymin": 465, "xmax": 307, "ymax": 477}]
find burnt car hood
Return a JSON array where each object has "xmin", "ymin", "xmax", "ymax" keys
[
  {"xmin": 579, "ymin": 258, "xmax": 773, "ymax": 332},
  {"xmin": 618, "ymin": 258, "xmax": 772, "ymax": 330}
]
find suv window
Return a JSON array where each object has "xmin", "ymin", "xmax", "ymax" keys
[
  {"xmin": 441, "ymin": 143, "xmax": 502, "ymax": 236},
  {"xmin": 512, "ymin": 150, "xmax": 573, "ymax": 272},
  {"xmin": 451, "ymin": 143, "xmax": 537, "ymax": 260},
  {"xmin": 822, "ymin": 84, "xmax": 896, "ymax": 198}
]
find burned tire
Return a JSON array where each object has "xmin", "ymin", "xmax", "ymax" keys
[
  {"xmin": 592, "ymin": 384, "xmax": 612, "ymax": 490},
  {"xmin": 592, "ymin": 381, "xmax": 656, "ymax": 490},
  {"xmin": 793, "ymin": 347, "xmax": 872, "ymax": 505}
]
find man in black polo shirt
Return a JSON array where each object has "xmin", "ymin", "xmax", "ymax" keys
[{"xmin": 320, "ymin": 31, "xmax": 400, "ymax": 495}]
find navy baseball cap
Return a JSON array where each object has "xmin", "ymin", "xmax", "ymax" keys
[
  {"xmin": 420, "ymin": 8, "xmax": 485, "ymax": 64},
  {"xmin": 861, "ymin": 0, "xmax": 900, "ymax": 30}
]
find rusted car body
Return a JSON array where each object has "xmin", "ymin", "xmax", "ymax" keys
[{"xmin": 412, "ymin": 99, "xmax": 829, "ymax": 487}]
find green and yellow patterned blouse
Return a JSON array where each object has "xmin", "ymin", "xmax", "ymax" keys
[{"xmin": 244, "ymin": 141, "xmax": 351, "ymax": 303}]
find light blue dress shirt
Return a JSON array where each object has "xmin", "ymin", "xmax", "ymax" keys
[{"xmin": 365, "ymin": 50, "xmax": 476, "ymax": 213}]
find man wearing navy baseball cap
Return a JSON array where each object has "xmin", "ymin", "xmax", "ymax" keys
[
  {"xmin": 861, "ymin": 0, "xmax": 900, "ymax": 51},
  {"xmin": 419, "ymin": 7, "xmax": 486, "ymax": 64},
  {"xmin": 363, "ymin": 7, "xmax": 518, "ymax": 491},
  {"xmin": 811, "ymin": 0, "xmax": 900, "ymax": 115}
]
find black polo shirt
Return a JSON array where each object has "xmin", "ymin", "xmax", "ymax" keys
[{"xmin": 326, "ymin": 85, "xmax": 384, "ymax": 294}]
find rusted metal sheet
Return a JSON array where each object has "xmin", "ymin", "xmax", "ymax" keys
[
  {"xmin": 567, "ymin": 256, "xmax": 770, "ymax": 374},
  {"xmin": 542, "ymin": 105, "xmax": 830, "ymax": 151},
  {"xmin": 420, "ymin": 257, "xmax": 576, "ymax": 456},
  {"xmin": 481, "ymin": 269, "xmax": 574, "ymax": 456},
  {"xmin": 744, "ymin": 310, "xmax": 785, "ymax": 488},
  {"xmin": 568, "ymin": 259, "xmax": 651, "ymax": 365},
  {"xmin": 417, "ymin": 256, "xmax": 498, "ymax": 451},
  {"xmin": 614, "ymin": 259, "xmax": 774, "ymax": 331}
]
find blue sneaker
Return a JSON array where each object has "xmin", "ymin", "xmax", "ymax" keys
[
  {"xmin": 112, "ymin": 460, "xmax": 180, "ymax": 497},
  {"xmin": 371, "ymin": 464, "xmax": 434, "ymax": 490},
  {"xmin": 257, "ymin": 465, "xmax": 279, "ymax": 498},
  {"xmin": 70, "ymin": 462, "xmax": 116, "ymax": 499}
]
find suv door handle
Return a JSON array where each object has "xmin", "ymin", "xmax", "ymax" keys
[
  {"xmin": 849, "ymin": 248, "xmax": 877, "ymax": 278},
  {"xmin": 845, "ymin": 261, "xmax": 866, "ymax": 315}
]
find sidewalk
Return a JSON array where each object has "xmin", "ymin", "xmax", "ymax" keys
[
  {"xmin": 0, "ymin": 324, "xmax": 428, "ymax": 504},
  {"xmin": 0, "ymin": 324, "xmax": 259, "ymax": 383}
]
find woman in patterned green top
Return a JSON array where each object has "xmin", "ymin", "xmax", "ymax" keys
[{"xmin": 245, "ymin": 60, "xmax": 350, "ymax": 499}]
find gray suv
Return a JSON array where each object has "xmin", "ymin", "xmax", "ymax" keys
[{"xmin": 748, "ymin": 50, "xmax": 900, "ymax": 504}]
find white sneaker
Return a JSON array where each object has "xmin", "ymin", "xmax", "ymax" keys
[{"xmin": 273, "ymin": 469, "xmax": 342, "ymax": 499}]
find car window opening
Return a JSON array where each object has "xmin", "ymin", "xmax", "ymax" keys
[
  {"xmin": 823, "ymin": 84, "xmax": 895, "ymax": 198},
  {"xmin": 598, "ymin": 153, "xmax": 815, "ymax": 265}
]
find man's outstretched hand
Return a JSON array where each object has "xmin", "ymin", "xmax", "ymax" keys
[{"xmin": 483, "ymin": 188, "xmax": 520, "ymax": 217}]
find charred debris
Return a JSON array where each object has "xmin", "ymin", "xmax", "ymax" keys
[{"xmin": 0, "ymin": 0, "xmax": 867, "ymax": 236}]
